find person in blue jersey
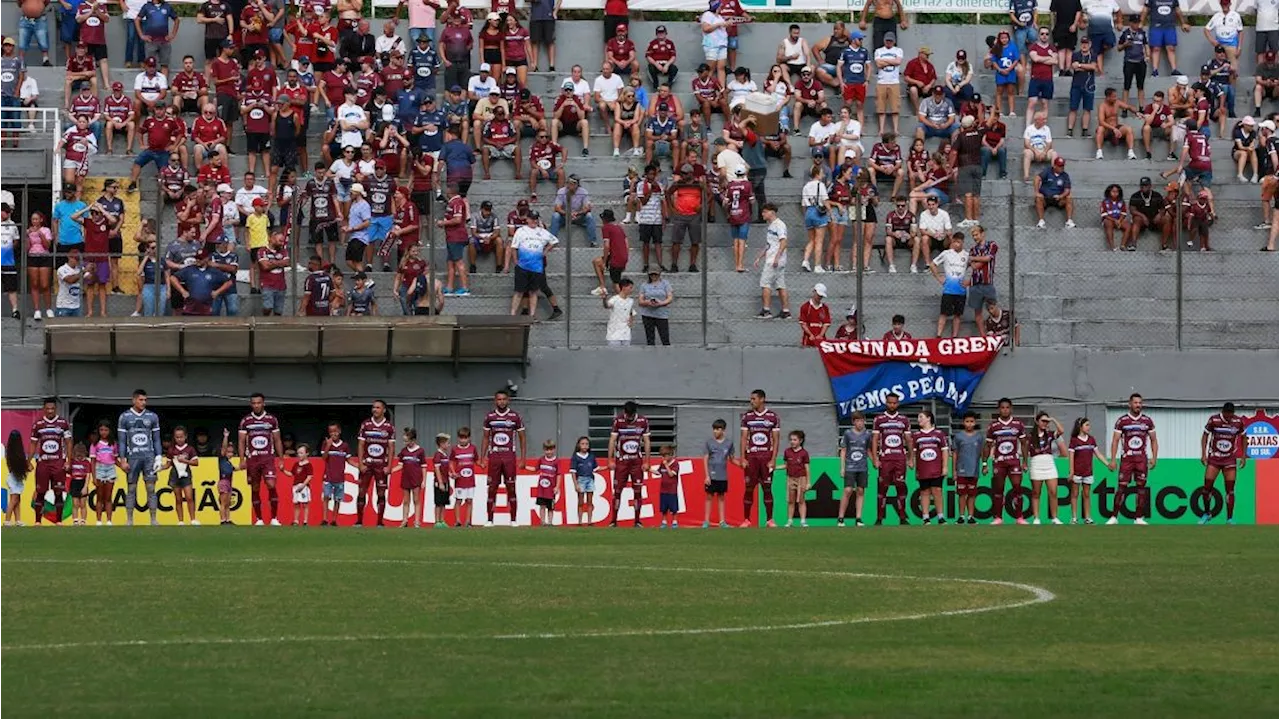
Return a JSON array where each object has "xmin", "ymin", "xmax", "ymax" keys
[
  {"xmin": 116, "ymin": 388, "xmax": 162, "ymax": 526},
  {"xmin": 506, "ymin": 210, "xmax": 562, "ymax": 320}
]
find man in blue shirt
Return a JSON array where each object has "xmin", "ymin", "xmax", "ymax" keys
[
  {"xmin": 837, "ymin": 31, "xmax": 870, "ymax": 127},
  {"xmin": 410, "ymin": 96, "xmax": 444, "ymax": 154},
  {"xmin": 345, "ymin": 183, "xmax": 372, "ymax": 272},
  {"xmin": 1141, "ymin": 0, "xmax": 1188, "ymax": 77},
  {"xmin": 169, "ymin": 249, "xmax": 232, "ymax": 315},
  {"xmin": 507, "ymin": 210, "xmax": 563, "ymax": 320},
  {"xmin": 135, "ymin": 0, "xmax": 180, "ymax": 73},
  {"xmin": 1034, "ymin": 156, "xmax": 1075, "ymax": 228},
  {"xmin": 51, "ymin": 186, "xmax": 88, "ymax": 259},
  {"xmin": 117, "ymin": 388, "xmax": 162, "ymax": 526},
  {"xmin": 408, "ymin": 34, "xmax": 440, "ymax": 95},
  {"xmin": 437, "ymin": 124, "xmax": 475, "ymax": 199},
  {"xmin": 1009, "ymin": 0, "xmax": 1039, "ymax": 61},
  {"xmin": 549, "ymin": 175, "xmax": 598, "ymax": 245}
]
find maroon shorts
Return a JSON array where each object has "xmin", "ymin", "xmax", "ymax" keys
[
  {"xmin": 955, "ymin": 475, "xmax": 978, "ymax": 490},
  {"xmin": 400, "ymin": 472, "xmax": 423, "ymax": 490},
  {"xmin": 487, "ymin": 454, "xmax": 517, "ymax": 484},
  {"xmin": 361, "ymin": 466, "xmax": 388, "ymax": 488},
  {"xmin": 1207, "ymin": 456, "xmax": 1238, "ymax": 470},
  {"xmin": 842, "ymin": 83, "xmax": 867, "ymax": 104},
  {"xmin": 35, "ymin": 461, "xmax": 66, "ymax": 496},
  {"xmin": 614, "ymin": 459, "xmax": 644, "ymax": 487},
  {"xmin": 246, "ymin": 455, "xmax": 276, "ymax": 483},
  {"xmin": 878, "ymin": 460, "xmax": 906, "ymax": 483},
  {"xmin": 992, "ymin": 461, "xmax": 1023, "ymax": 481},
  {"xmin": 743, "ymin": 454, "xmax": 774, "ymax": 485},
  {"xmin": 1118, "ymin": 457, "xmax": 1148, "ymax": 483}
]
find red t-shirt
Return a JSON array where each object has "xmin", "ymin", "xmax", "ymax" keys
[
  {"xmin": 140, "ymin": 116, "xmax": 178, "ymax": 151},
  {"xmin": 84, "ymin": 211, "xmax": 111, "ymax": 255},
  {"xmin": 1029, "ymin": 42, "xmax": 1055, "ymax": 81},
  {"xmin": 210, "ymin": 57, "xmax": 241, "ymax": 98},
  {"xmin": 602, "ymin": 222, "xmax": 627, "ymax": 269},
  {"xmin": 443, "ymin": 195, "xmax": 469, "ymax": 243},
  {"xmin": 655, "ymin": 460, "xmax": 679, "ymax": 494},
  {"xmin": 986, "ymin": 418, "xmax": 1026, "ymax": 464},
  {"xmin": 604, "ymin": 0, "xmax": 627, "ymax": 14},
  {"xmin": 904, "ymin": 58, "xmax": 937, "ymax": 87},
  {"xmin": 783, "ymin": 446, "xmax": 809, "ymax": 478},
  {"xmin": 448, "ymin": 443, "xmax": 478, "ymax": 488},
  {"xmin": 77, "ymin": 4, "xmax": 108, "ymax": 45},
  {"xmin": 798, "ymin": 300, "xmax": 831, "ymax": 346},
  {"xmin": 606, "ymin": 37, "xmax": 635, "ymax": 64},
  {"xmin": 1068, "ymin": 434, "xmax": 1099, "ymax": 477},
  {"xmin": 192, "ymin": 116, "xmax": 228, "ymax": 144},
  {"xmin": 646, "ymin": 37, "xmax": 676, "ymax": 63}
]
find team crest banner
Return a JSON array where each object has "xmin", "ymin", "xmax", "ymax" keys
[{"xmin": 818, "ymin": 336, "xmax": 1004, "ymax": 416}]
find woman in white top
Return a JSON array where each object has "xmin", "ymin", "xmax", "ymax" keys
[
  {"xmin": 726, "ymin": 67, "xmax": 757, "ymax": 110},
  {"xmin": 833, "ymin": 105, "xmax": 864, "ymax": 167},
  {"xmin": 943, "ymin": 50, "xmax": 976, "ymax": 105},
  {"xmin": 763, "ymin": 64, "xmax": 794, "ymax": 131},
  {"xmin": 800, "ymin": 164, "xmax": 830, "ymax": 272},
  {"xmin": 329, "ymin": 147, "xmax": 359, "ymax": 211}
]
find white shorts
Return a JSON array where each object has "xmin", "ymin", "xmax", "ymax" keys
[
  {"xmin": 292, "ymin": 483, "xmax": 311, "ymax": 504},
  {"xmin": 454, "ymin": 486, "xmax": 475, "ymax": 500},
  {"xmin": 703, "ymin": 45, "xmax": 727, "ymax": 62},
  {"xmin": 7, "ymin": 474, "xmax": 25, "ymax": 495},
  {"xmin": 1029, "ymin": 454, "xmax": 1057, "ymax": 481},
  {"xmin": 760, "ymin": 263, "xmax": 786, "ymax": 290},
  {"xmin": 1071, "ymin": 474, "xmax": 1094, "ymax": 485}
]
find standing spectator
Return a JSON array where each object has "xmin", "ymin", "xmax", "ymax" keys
[
  {"xmin": 914, "ymin": 194, "xmax": 950, "ymax": 271},
  {"xmin": 26, "ymin": 211, "xmax": 54, "ymax": 319},
  {"xmin": 0, "ymin": 204, "xmax": 17, "ymax": 318},
  {"xmin": 256, "ymin": 231, "xmax": 289, "ymax": 315},
  {"xmin": 1035, "ymin": 156, "xmax": 1076, "ymax": 228},
  {"xmin": 989, "ymin": 30, "xmax": 1020, "ymax": 118},
  {"xmin": 903, "ymin": 45, "xmax": 937, "ymax": 114},
  {"xmin": 603, "ymin": 277, "xmax": 635, "ymax": 346},
  {"xmin": 603, "ymin": 0, "xmax": 627, "ymax": 44},
  {"xmin": 169, "ymin": 248, "xmax": 232, "ymax": 315},
  {"xmin": 636, "ymin": 268, "xmax": 672, "ymax": 346},
  {"xmin": 980, "ymin": 111, "xmax": 1008, "ymax": 178},
  {"xmin": 399, "ymin": 0, "xmax": 439, "ymax": 46},
  {"xmin": 209, "ymin": 39, "xmax": 241, "ymax": 128},
  {"xmin": 1117, "ymin": 14, "xmax": 1149, "ymax": 111},
  {"xmin": 1, "ymin": 38, "xmax": 28, "ymax": 149},
  {"xmin": 754, "ymin": 202, "xmax": 790, "ymax": 319},
  {"xmin": 836, "ymin": 32, "xmax": 870, "ymax": 128},
  {"xmin": 196, "ymin": 0, "xmax": 233, "ymax": 72},
  {"xmin": 966, "ymin": 224, "xmax": 998, "ymax": 331},
  {"xmin": 440, "ymin": 14, "xmax": 473, "ymax": 91},
  {"xmin": 210, "ymin": 236, "xmax": 238, "ymax": 316},
  {"xmin": 1204, "ymin": 0, "xmax": 1243, "ymax": 65},
  {"xmin": 873, "ymin": 32, "xmax": 903, "ymax": 136},
  {"xmin": 76, "ymin": 0, "xmax": 111, "ymax": 91},
  {"xmin": 953, "ymin": 115, "xmax": 983, "ymax": 226},
  {"xmin": 699, "ymin": 0, "xmax": 729, "ymax": 86},
  {"xmin": 798, "ymin": 282, "xmax": 830, "ymax": 346},
  {"xmin": 665, "ymin": 166, "xmax": 704, "ymax": 271},
  {"xmin": 1025, "ymin": 28, "xmax": 1056, "ymax": 123},
  {"xmin": 343, "ymin": 183, "xmax": 371, "ymax": 272},
  {"xmin": 591, "ymin": 209, "xmax": 628, "ymax": 297},
  {"xmin": 527, "ymin": 0, "xmax": 557, "ymax": 72},
  {"xmin": 645, "ymin": 25, "xmax": 677, "ymax": 89},
  {"xmin": 438, "ymin": 124, "xmax": 475, "ymax": 197},
  {"xmin": 1009, "ymin": 0, "xmax": 1039, "ymax": 60},
  {"xmin": 1142, "ymin": 0, "xmax": 1187, "ymax": 77},
  {"xmin": 859, "ymin": 0, "xmax": 907, "ymax": 52},
  {"xmin": 550, "ymin": 175, "xmax": 598, "ymax": 245},
  {"xmin": 136, "ymin": 0, "xmax": 179, "ymax": 74},
  {"xmin": 1065, "ymin": 36, "xmax": 1098, "ymax": 136},
  {"xmin": 929, "ymin": 233, "xmax": 968, "ymax": 338},
  {"xmin": 436, "ymin": 183, "xmax": 470, "ymax": 295},
  {"xmin": 55, "ymin": 247, "xmax": 88, "ymax": 316},
  {"xmin": 1254, "ymin": 50, "xmax": 1278, "ymax": 117},
  {"xmin": 17, "ymin": 0, "xmax": 53, "ymax": 68},
  {"xmin": 1082, "ymin": 0, "xmax": 1120, "ymax": 73},
  {"xmin": 507, "ymin": 210, "xmax": 563, "ymax": 320},
  {"xmin": 1182, "ymin": 188, "xmax": 1216, "ymax": 250}
]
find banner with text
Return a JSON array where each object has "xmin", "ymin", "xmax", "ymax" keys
[{"xmin": 818, "ymin": 336, "xmax": 1004, "ymax": 417}]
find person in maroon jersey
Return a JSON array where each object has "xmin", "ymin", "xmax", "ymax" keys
[
  {"xmin": 607, "ymin": 401, "xmax": 651, "ymax": 527},
  {"xmin": 432, "ymin": 433, "xmax": 452, "ymax": 527},
  {"xmin": 982, "ymin": 397, "xmax": 1027, "ymax": 525},
  {"xmin": 319, "ymin": 421, "xmax": 352, "ymax": 526},
  {"xmin": 1026, "ymin": 412, "xmax": 1067, "ymax": 525},
  {"xmin": 356, "ymin": 399, "xmax": 396, "ymax": 526},
  {"xmin": 66, "ymin": 443, "xmax": 92, "ymax": 526},
  {"xmin": 909, "ymin": 410, "xmax": 949, "ymax": 524},
  {"xmin": 65, "ymin": 43, "xmax": 98, "ymax": 105},
  {"xmin": 396, "ymin": 427, "xmax": 427, "ymax": 527},
  {"xmin": 165, "ymin": 425, "xmax": 200, "ymax": 525},
  {"xmin": 645, "ymin": 25, "xmax": 679, "ymax": 89},
  {"xmin": 1200, "ymin": 401, "xmax": 1246, "ymax": 524},
  {"xmin": 881, "ymin": 314, "xmax": 912, "ymax": 340},
  {"xmin": 238, "ymin": 392, "xmax": 285, "ymax": 525},
  {"xmin": 781, "ymin": 430, "xmax": 811, "ymax": 527},
  {"xmin": 739, "ymin": 389, "xmax": 780, "ymax": 527},
  {"xmin": 103, "ymin": 82, "xmax": 137, "ymax": 154},
  {"xmin": 871, "ymin": 392, "xmax": 910, "ymax": 525},
  {"xmin": 29, "ymin": 398, "xmax": 71, "ymax": 525},
  {"xmin": 450, "ymin": 428, "xmax": 480, "ymax": 527},
  {"xmin": 480, "ymin": 104, "xmax": 521, "ymax": 180},
  {"xmin": 480, "ymin": 389, "xmax": 526, "ymax": 526},
  {"xmin": 1067, "ymin": 418, "xmax": 1112, "ymax": 525},
  {"xmin": 534, "ymin": 439, "xmax": 559, "ymax": 526},
  {"xmin": 1108, "ymin": 392, "xmax": 1158, "ymax": 525}
]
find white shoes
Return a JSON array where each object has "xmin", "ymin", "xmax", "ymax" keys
[
  {"xmin": 510, "ymin": 520, "xmax": 518, "ymax": 527},
  {"xmin": 888, "ymin": 265, "xmax": 897, "ymax": 273},
  {"xmin": 1032, "ymin": 517, "xmax": 1041, "ymax": 525},
  {"xmin": 1105, "ymin": 516, "xmax": 1119, "ymax": 525},
  {"xmin": 254, "ymin": 519, "xmax": 264, "ymax": 526},
  {"xmin": 909, "ymin": 265, "xmax": 918, "ymax": 273},
  {"xmin": 1238, "ymin": 174, "xmax": 1248, "ymax": 183},
  {"xmin": 1251, "ymin": 174, "xmax": 1260, "ymax": 184},
  {"xmin": 177, "ymin": 520, "xmax": 185, "ymax": 526},
  {"xmin": 485, "ymin": 520, "xmax": 495, "ymax": 527},
  {"xmin": 190, "ymin": 518, "xmax": 200, "ymax": 526},
  {"xmin": 1095, "ymin": 149, "xmax": 1104, "ymax": 159},
  {"xmin": 814, "ymin": 264, "xmax": 825, "ymax": 274},
  {"xmin": 1051, "ymin": 517, "xmax": 1063, "ymax": 525},
  {"xmin": 270, "ymin": 518, "xmax": 281, "ymax": 526},
  {"xmin": 130, "ymin": 311, "xmax": 142, "ymax": 317},
  {"xmin": 1036, "ymin": 219, "xmax": 1046, "ymax": 229},
  {"xmin": 1126, "ymin": 149, "xmax": 1137, "ymax": 160},
  {"xmin": 1065, "ymin": 219, "xmax": 1077, "ymax": 228},
  {"xmin": 1134, "ymin": 517, "xmax": 1148, "ymax": 525},
  {"xmin": 45, "ymin": 309, "xmax": 53, "ymax": 318},
  {"xmin": 590, "ymin": 286, "xmax": 607, "ymax": 297},
  {"xmin": 612, "ymin": 148, "xmax": 620, "ymax": 157},
  {"xmin": 801, "ymin": 259, "xmax": 812, "ymax": 272}
]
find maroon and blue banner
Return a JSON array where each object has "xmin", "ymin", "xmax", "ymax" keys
[{"xmin": 818, "ymin": 337, "xmax": 1005, "ymax": 416}]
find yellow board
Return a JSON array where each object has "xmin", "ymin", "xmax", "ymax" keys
[
  {"xmin": 80, "ymin": 175, "xmax": 143, "ymax": 295},
  {"xmin": 99, "ymin": 463, "xmax": 254, "ymax": 525}
]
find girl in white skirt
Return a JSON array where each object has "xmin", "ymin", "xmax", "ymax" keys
[
  {"xmin": 1027, "ymin": 412, "xmax": 1067, "ymax": 525},
  {"xmin": 5, "ymin": 429, "xmax": 28, "ymax": 526}
]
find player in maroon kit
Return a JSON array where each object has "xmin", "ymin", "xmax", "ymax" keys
[
  {"xmin": 237, "ymin": 392, "xmax": 285, "ymax": 526},
  {"xmin": 29, "ymin": 398, "xmax": 71, "ymax": 526},
  {"xmin": 608, "ymin": 400, "xmax": 651, "ymax": 527},
  {"xmin": 871, "ymin": 392, "xmax": 911, "ymax": 525},
  {"xmin": 739, "ymin": 389, "xmax": 781, "ymax": 527},
  {"xmin": 1108, "ymin": 393, "xmax": 1158, "ymax": 525},
  {"xmin": 982, "ymin": 397, "xmax": 1028, "ymax": 525},
  {"xmin": 909, "ymin": 410, "xmax": 949, "ymax": 525},
  {"xmin": 356, "ymin": 399, "xmax": 396, "ymax": 526},
  {"xmin": 319, "ymin": 421, "xmax": 352, "ymax": 526},
  {"xmin": 1200, "ymin": 402, "xmax": 1245, "ymax": 524},
  {"xmin": 480, "ymin": 389, "xmax": 526, "ymax": 526}
]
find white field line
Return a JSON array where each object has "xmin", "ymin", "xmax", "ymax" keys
[{"xmin": 0, "ymin": 559, "xmax": 1056, "ymax": 651}]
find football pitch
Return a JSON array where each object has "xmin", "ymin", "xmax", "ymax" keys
[{"xmin": 2, "ymin": 528, "xmax": 1275, "ymax": 718}]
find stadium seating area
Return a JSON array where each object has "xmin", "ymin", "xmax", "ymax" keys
[{"xmin": 1, "ymin": 16, "xmax": 1275, "ymax": 351}]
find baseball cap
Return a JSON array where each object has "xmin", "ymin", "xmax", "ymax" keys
[
  {"xmin": 479, "ymin": 62, "xmax": 492, "ymax": 72},
  {"xmin": 801, "ymin": 65, "xmax": 813, "ymax": 74},
  {"xmin": 195, "ymin": 249, "xmax": 211, "ymax": 260},
  {"xmin": 449, "ymin": 84, "xmax": 463, "ymax": 92},
  {"xmin": 655, "ymin": 25, "xmax": 667, "ymax": 33},
  {"xmin": 1128, "ymin": 12, "xmax": 1140, "ymax": 21},
  {"xmin": 374, "ymin": 159, "xmax": 387, "ymax": 169},
  {"xmin": 350, "ymin": 183, "xmax": 365, "ymax": 195},
  {"xmin": 617, "ymin": 22, "xmax": 627, "ymax": 30},
  {"xmin": 1, "ymin": 37, "xmax": 14, "ymax": 46},
  {"xmin": 1139, "ymin": 176, "xmax": 1152, "ymax": 186},
  {"xmin": 505, "ymin": 67, "xmax": 516, "ymax": 75},
  {"xmin": 1052, "ymin": 157, "xmax": 1065, "ymax": 167},
  {"xmin": 298, "ymin": 55, "xmax": 311, "ymax": 64},
  {"xmin": 420, "ymin": 95, "xmax": 435, "ymax": 105},
  {"xmin": 600, "ymin": 208, "xmax": 616, "ymax": 222},
  {"xmin": 111, "ymin": 81, "xmax": 123, "ymax": 90},
  {"xmin": 360, "ymin": 55, "xmax": 374, "ymax": 65},
  {"xmin": 416, "ymin": 34, "xmax": 429, "ymax": 42},
  {"xmin": 252, "ymin": 197, "xmax": 267, "ymax": 208},
  {"xmin": 526, "ymin": 209, "xmax": 540, "ymax": 219},
  {"xmin": 486, "ymin": 10, "xmax": 499, "ymax": 19},
  {"xmin": 1176, "ymin": 75, "xmax": 1190, "ymax": 86},
  {"xmin": 221, "ymin": 38, "xmax": 235, "ymax": 48},
  {"xmin": 919, "ymin": 45, "xmax": 932, "ymax": 55},
  {"xmin": 1200, "ymin": 64, "xmax": 1212, "ymax": 74},
  {"xmin": 145, "ymin": 57, "xmax": 157, "ymax": 67},
  {"xmin": 932, "ymin": 85, "xmax": 945, "ymax": 94},
  {"xmin": 851, "ymin": 29, "xmax": 864, "ymax": 39},
  {"xmin": 216, "ymin": 183, "xmax": 233, "ymax": 193},
  {"xmin": 1263, "ymin": 120, "xmax": 1277, "ymax": 132},
  {"xmin": 562, "ymin": 80, "xmax": 575, "ymax": 89},
  {"xmin": 354, "ymin": 271, "xmax": 368, "ymax": 280},
  {"xmin": 846, "ymin": 304, "xmax": 857, "ymax": 318},
  {"xmin": 567, "ymin": 173, "xmax": 581, "ymax": 184},
  {"xmin": 883, "ymin": 31, "xmax": 896, "ymax": 43},
  {"xmin": 254, "ymin": 49, "xmax": 266, "ymax": 59},
  {"xmin": 517, "ymin": 199, "xmax": 530, "ymax": 208},
  {"xmin": 956, "ymin": 49, "xmax": 967, "ymax": 59},
  {"xmin": 1243, "ymin": 115, "xmax": 1256, "ymax": 125},
  {"xmin": 813, "ymin": 283, "xmax": 828, "ymax": 298},
  {"xmin": 961, "ymin": 114, "xmax": 975, "ymax": 127},
  {"xmin": 1192, "ymin": 81, "xmax": 1207, "ymax": 91},
  {"xmin": 734, "ymin": 166, "xmax": 746, "ymax": 176}
]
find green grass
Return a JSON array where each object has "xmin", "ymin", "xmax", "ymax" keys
[{"xmin": 2, "ymin": 528, "xmax": 1276, "ymax": 718}]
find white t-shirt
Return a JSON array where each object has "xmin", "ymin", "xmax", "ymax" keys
[
  {"xmin": 605, "ymin": 295, "xmax": 635, "ymax": 341},
  {"xmin": 592, "ymin": 74, "xmax": 625, "ymax": 103},
  {"xmin": 801, "ymin": 179, "xmax": 829, "ymax": 208},
  {"xmin": 123, "ymin": 0, "xmax": 147, "ymax": 19},
  {"xmin": 874, "ymin": 47, "xmax": 904, "ymax": 84},
  {"xmin": 917, "ymin": 208, "xmax": 952, "ymax": 238},
  {"xmin": 715, "ymin": 148, "xmax": 747, "ymax": 177},
  {"xmin": 467, "ymin": 75, "xmax": 498, "ymax": 99},
  {"xmin": 764, "ymin": 218, "xmax": 788, "ymax": 265},
  {"xmin": 700, "ymin": 10, "xmax": 728, "ymax": 47},
  {"xmin": 1081, "ymin": 0, "xmax": 1117, "ymax": 20},
  {"xmin": 1258, "ymin": 0, "xmax": 1279, "ymax": 32},
  {"xmin": 19, "ymin": 77, "xmax": 38, "ymax": 102},
  {"xmin": 808, "ymin": 120, "xmax": 840, "ymax": 147},
  {"xmin": 1023, "ymin": 123, "xmax": 1053, "ymax": 150},
  {"xmin": 726, "ymin": 79, "xmax": 757, "ymax": 107},
  {"xmin": 374, "ymin": 34, "xmax": 406, "ymax": 56},
  {"xmin": 837, "ymin": 119, "xmax": 862, "ymax": 149},
  {"xmin": 133, "ymin": 72, "xmax": 168, "ymax": 102},
  {"xmin": 336, "ymin": 103, "xmax": 367, "ymax": 148},
  {"xmin": 1206, "ymin": 11, "xmax": 1244, "ymax": 41},
  {"xmin": 56, "ymin": 263, "xmax": 83, "ymax": 309},
  {"xmin": 235, "ymin": 185, "xmax": 268, "ymax": 215},
  {"xmin": 329, "ymin": 159, "xmax": 356, "ymax": 182},
  {"xmin": 932, "ymin": 248, "xmax": 970, "ymax": 279}
]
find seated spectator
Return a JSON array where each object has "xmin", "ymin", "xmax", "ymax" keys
[
  {"xmin": 913, "ymin": 193, "xmax": 950, "ymax": 271},
  {"xmin": 980, "ymin": 111, "xmax": 1007, "ymax": 179},
  {"xmin": 604, "ymin": 23, "xmax": 639, "ymax": 77},
  {"xmin": 20, "ymin": 72, "xmax": 40, "ymax": 121},
  {"xmin": 1099, "ymin": 183, "xmax": 1133, "ymax": 250},
  {"xmin": 612, "ymin": 87, "xmax": 645, "ymax": 157},
  {"xmin": 726, "ymin": 66, "xmax": 756, "ymax": 110},
  {"xmin": 101, "ymin": 82, "xmax": 136, "ymax": 154},
  {"xmin": 470, "ymin": 90, "xmax": 510, "ymax": 148},
  {"xmin": 513, "ymin": 88, "xmax": 546, "ymax": 138},
  {"xmin": 908, "ymin": 152, "xmax": 953, "ymax": 215},
  {"xmin": 645, "ymin": 104, "xmax": 678, "ymax": 168},
  {"xmin": 915, "ymin": 85, "xmax": 956, "ymax": 142},
  {"xmin": 1021, "ymin": 112, "xmax": 1057, "ymax": 181},
  {"xmin": 170, "ymin": 55, "xmax": 208, "ymax": 116},
  {"xmin": 691, "ymin": 63, "xmax": 728, "ymax": 127},
  {"xmin": 527, "ymin": 129, "xmax": 566, "ymax": 200},
  {"xmin": 807, "ymin": 107, "xmax": 838, "ymax": 162},
  {"xmin": 867, "ymin": 132, "xmax": 904, "ymax": 196},
  {"xmin": 1232, "ymin": 116, "xmax": 1260, "ymax": 182},
  {"xmin": 833, "ymin": 305, "xmax": 859, "ymax": 339},
  {"xmin": 791, "ymin": 66, "xmax": 828, "ymax": 132},
  {"xmin": 812, "ymin": 21, "xmax": 853, "ymax": 89},
  {"xmin": 551, "ymin": 80, "xmax": 589, "ymax": 156},
  {"xmin": 882, "ymin": 313, "xmax": 912, "ymax": 340},
  {"xmin": 593, "ymin": 61, "xmax": 626, "ymax": 125},
  {"xmin": 1128, "ymin": 177, "xmax": 1169, "ymax": 250},
  {"xmin": 64, "ymin": 43, "xmax": 97, "ymax": 102},
  {"xmin": 1034, "ymin": 157, "xmax": 1075, "ymax": 229},
  {"xmin": 1254, "ymin": 51, "xmax": 1278, "ymax": 117},
  {"xmin": 775, "ymin": 24, "xmax": 811, "ymax": 80},
  {"xmin": 1094, "ymin": 87, "xmax": 1139, "ymax": 159},
  {"xmin": 158, "ymin": 153, "xmax": 188, "ymax": 202},
  {"xmin": 645, "ymin": 25, "xmax": 678, "ymax": 89},
  {"xmin": 480, "ymin": 104, "xmax": 520, "ymax": 180},
  {"xmin": 549, "ymin": 175, "xmax": 598, "ymax": 244},
  {"xmin": 133, "ymin": 57, "xmax": 169, "ymax": 119},
  {"xmin": 1142, "ymin": 91, "xmax": 1176, "ymax": 160},
  {"xmin": 468, "ymin": 200, "xmax": 504, "ymax": 273},
  {"xmin": 903, "ymin": 45, "xmax": 937, "ymax": 113},
  {"xmin": 906, "ymin": 135, "xmax": 930, "ymax": 188},
  {"xmin": 943, "ymin": 49, "xmax": 976, "ymax": 106},
  {"xmin": 983, "ymin": 297, "xmax": 1019, "ymax": 345},
  {"xmin": 168, "ymin": 248, "xmax": 232, "ymax": 316},
  {"xmin": 832, "ymin": 106, "xmax": 863, "ymax": 167},
  {"xmin": 882, "ymin": 195, "xmax": 916, "ymax": 274}
]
